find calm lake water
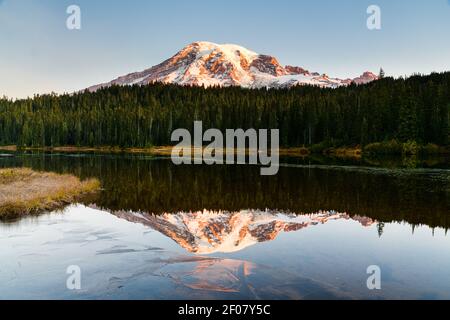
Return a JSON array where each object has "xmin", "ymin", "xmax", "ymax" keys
[{"xmin": 0, "ymin": 152, "xmax": 449, "ymax": 300}]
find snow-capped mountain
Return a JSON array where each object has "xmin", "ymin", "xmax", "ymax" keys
[
  {"xmin": 110, "ymin": 209, "xmax": 375, "ymax": 254},
  {"xmin": 87, "ymin": 41, "xmax": 378, "ymax": 91}
]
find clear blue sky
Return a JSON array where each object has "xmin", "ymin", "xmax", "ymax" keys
[{"xmin": 1, "ymin": 0, "xmax": 449, "ymax": 98}]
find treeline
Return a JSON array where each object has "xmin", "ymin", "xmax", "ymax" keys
[{"xmin": 0, "ymin": 72, "xmax": 449, "ymax": 148}]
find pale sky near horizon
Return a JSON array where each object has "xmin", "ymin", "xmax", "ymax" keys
[{"xmin": 1, "ymin": 0, "xmax": 450, "ymax": 99}]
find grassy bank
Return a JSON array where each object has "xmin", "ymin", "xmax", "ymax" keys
[{"xmin": 0, "ymin": 168, "xmax": 100, "ymax": 220}]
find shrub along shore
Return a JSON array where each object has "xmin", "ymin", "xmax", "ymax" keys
[{"xmin": 0, "ymin": 168, "xmax": 100, "ymax": 220}]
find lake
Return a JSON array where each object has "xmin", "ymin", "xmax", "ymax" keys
[{"xmin": 0, "ymin": 152, "xmax": 449, "ymax": 300}]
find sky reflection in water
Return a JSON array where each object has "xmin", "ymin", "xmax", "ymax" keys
[
  {"xmin": 0, "ymin": 154, "xmax": 449, "ymax": 299},
  {"xmin": 1, "ymin": 205, "xmax": 450, "ymax": 300}
]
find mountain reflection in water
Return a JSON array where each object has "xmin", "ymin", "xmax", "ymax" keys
[
  {"xmin": 0, "ymin": 151, "xmax": 449, "ymax": 299},
  {"xmin": 106, "ymin": 208, "xmax": 375, "ymax": 254},
  {"xmin": 0, "ymin": 205, "xmax": 348, "ymax": 299},
  {"xmin": 1, "ymin": 153, "xmax": 448, "ymax": 230}
]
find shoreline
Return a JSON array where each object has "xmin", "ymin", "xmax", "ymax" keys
[
  {"xmin": 0, "ymin": 144, "xmax": 448, "ymax": 157},
  {"xmin": 0, "ymin": 145, "xmax": 361, "ymax": 158}
]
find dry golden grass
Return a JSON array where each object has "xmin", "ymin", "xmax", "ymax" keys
[
  {"xmin": 0, "ymin": 145, "xmax": 17, "ymax": 151},
  {"xmin": 324, "ymin": 147, "xmax": 362, "ymax": 158},
  {"xmin": 0, "ymin": 168, "xmax": 100, "ymax": 219},
  {"xmin": 278, "ymin": 147, "xmax": 310, "ymax": 157}
]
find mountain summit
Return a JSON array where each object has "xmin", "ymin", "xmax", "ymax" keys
[{"xmin": 88, "ymin": 41, "xmax": 378, "ymax": 91}]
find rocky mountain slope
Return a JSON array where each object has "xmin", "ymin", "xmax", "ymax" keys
[{"xmin": 88, "ymin": 41, "xmax": 378, "ymax": 91}]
